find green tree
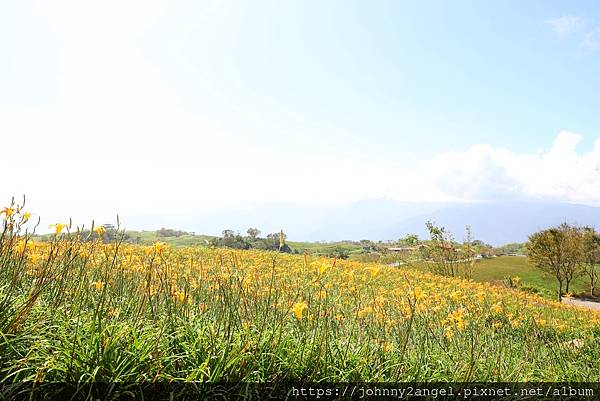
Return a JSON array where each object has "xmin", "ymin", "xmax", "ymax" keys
[
  {"xmin": 222, "ymin": 230, "xmax": 235, "ymax": 238},
  {"xmin": 157, "ymin": 228, "xmax": 187, "ymax": 237},
  {"xmin": 215, "ymin": 229, "xmax": 250, "ymax": 249},
  {"xmin": 400, "ymin": 234, "xmax": 419, "ymax": 246},
  {"xmin": 425, "ymin": 221, "xmax": 474, "ymax": 279},
  {"xmin": 265, "ymin": 232, "xmax": 291, "ymax": 253},
  {"xmin": 246, "ymin": 227, "xmax": 261, "ymax": 240},
  {"xmin": 325, "ymin": 246, "xmax": 350, "ymax": 260},
  {"xmin": 582, "ymin": 226, "xmax": 600, "ymax": 297},
  {"xmin": 527, "ymin": 223, "xmax": 583, "ymax": 301}
]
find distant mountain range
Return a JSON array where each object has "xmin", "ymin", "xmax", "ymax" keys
[{"xmin": 122, "ymin": 200, "xmax": 600, "ymax": 246}]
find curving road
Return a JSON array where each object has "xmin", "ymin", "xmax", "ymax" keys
[{"xmin": 562, "ymin": 297, "xmax": 600, "ymax": 311}]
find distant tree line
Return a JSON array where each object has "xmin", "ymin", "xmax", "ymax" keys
[
  {"xmin": 60, "ymin": 224, "xmax": 136, "ymax": 243},
  {"xmin": 495, "ymin": 242, "xmax": 527, "ymax": 255},
  {"xmin": 156, "ymin": 228, "xmax": 189, "ymax": 238},
  {"xmin": 209, "ymin": 228, "xmax": 294, "ymax": 253}
]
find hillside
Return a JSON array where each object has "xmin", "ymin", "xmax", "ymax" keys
[{"xmin": 2, "ymin": 235, "xmax": 599, "ymax": 390}]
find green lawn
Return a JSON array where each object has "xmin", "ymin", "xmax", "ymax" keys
[{"xmin": 472, "ymin": 256, "xmax": 590, "ymax": 300}]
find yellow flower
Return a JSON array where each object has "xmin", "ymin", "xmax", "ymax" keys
[
  {"xmin": 450, "ymin": 290, "xmax": 462, "ymax": 302},
  {"xmin": 292, "ymin": 301, "xmax": 308, "ymax": 320},
  {"xmin": 510, "ymin": 316, "xmax": 523, "ymax": 328},
  {"xmin": 1, "ymin": 207, "xmax": 15, "ymax": 219},
  {"xmin": 49, "ymin": 223, "xmax": 66, "ymax": 234},
  {"xmin": 447, "ymin": 309, "xmax": 466, "ymax": 330},
  {"xmin": 358, "ymin": 306, "xmax": 373, "ymax": 318},
  {"xmin": 152, "ymin": 241, "xmax": 167, "ymax": 256},
  {"xmin": 22, "ymin": 211, "xmax": 31, "ymax": 222},
  {"xmin": 491, "ymin": 302, "xmax": 503, "ymax": 314},
  {"xmin": 91, "ymin": 281, "xmax": 105, "ymax": 291},
  {"xmin": 94, "ymin": 226, "xmax": 106, "ymax": 237},
  {"xmin": 174, "ymin": 290, "xmax": 186, "ymax": 303},
  {"xmin": 365, "ymin": 266, "xmax": 380, "ymax": 277},
  {"xmin": 15, "ymin": 239, "xmax": 27, "ymax": 254}
]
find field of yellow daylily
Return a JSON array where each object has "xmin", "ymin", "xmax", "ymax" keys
[{"xmin": 1, "ymin": 204, "xmax": 600, "ymax": 388}]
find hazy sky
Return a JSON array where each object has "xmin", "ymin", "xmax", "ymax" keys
[{"xmin": 2, "ymin": 0, "xmax": 600, "ymax": 227}]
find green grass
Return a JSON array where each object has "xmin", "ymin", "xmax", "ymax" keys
[
  {"xmin": 399, "ymin": 256, "xmax": 593, "ymax": 301},
  {"xmin": 472, "ymin": 256, "xmax": 590, "ymax": 300}
]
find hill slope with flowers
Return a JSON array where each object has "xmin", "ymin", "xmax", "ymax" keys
[{"xmin": 1, "ymin": 206, "xmax": 599, "ymax": 395}]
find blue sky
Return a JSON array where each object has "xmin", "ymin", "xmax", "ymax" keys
[
  {"xmin": 2, "ymin": 0, "xmax": 600, "ymax": 226},
  {"xmin": 141, "ymin": 0, "xmax": 600, "ymax": 158}
]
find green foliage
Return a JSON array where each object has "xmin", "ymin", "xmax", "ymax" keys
[
  {"xmin": 156, "ymin": 227, "xmax": 189, "ymax": 237},
  {"xmin": 399, "ymin": 234, "xmax": 419, "ymax": 246},
  {"xmin": 496, "ymin": 242, "xmax": 527, "ymax": 255},
  {"xmin": 323, "ymin": 246, "xmax": 350, "ymax": 260},
  {"xmin": 209, "ymin": 229, "xmax": 294, "ymax": 253},
  {"xmin": 527, "ymin": 223, "xmax": 585, "ymax": 300},
  {"xmin": 246, "ymin": 227, "xmax": 261, "ymax": 240},
  {"xmin": 425, "ymin": 221, "xmax": 475, "ymax": 279},
  {"xmin": 582, "ymin": 227, "xmax": 600, "ymax": 296}
]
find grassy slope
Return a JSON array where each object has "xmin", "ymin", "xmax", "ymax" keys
[{"xmin": 472, "ymin": 256, "xmax": 589, "ymax": 299}]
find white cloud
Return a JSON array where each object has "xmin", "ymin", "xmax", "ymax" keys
[
  {"xmin": 398, "ymin": 130, "xmax": 600, "ymax": 205},
  {"xmin": 583, "ymin": 28, "xmax": 600, "ymax": 51},
  {"xmin": 4, "ymin": 130, "xmax": 600, "ymax": 231},
  {"xmin": 547, "ymin": 15, "xmax": 600, "ymax": 52},
  {"xmin": 547, "ymin": 16, "xmax": 587, "ymax": 37}
]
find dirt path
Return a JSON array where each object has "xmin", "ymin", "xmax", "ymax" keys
[{"xmin": 562, "ymin": 298, "xmax": 600, "ymax": 311}]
